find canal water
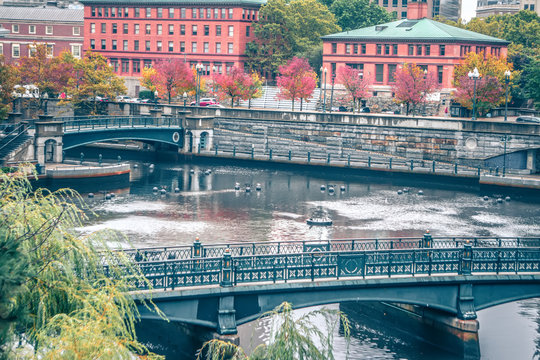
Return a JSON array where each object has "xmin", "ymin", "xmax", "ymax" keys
[{"xmin": 76, "ymin": 161, "xmax": 540, "ymax": 360}]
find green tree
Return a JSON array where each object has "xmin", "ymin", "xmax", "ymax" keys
[
  {"xmin": 522, "ymin": 59, "xmax": 540, "ymax": 109},
  {"xmin": 330, "ymin": 0, "xmax": 395, "ymax": 31},
  {"xmin": 0, "ymin": 56, "xmax": 19, "ymax": 120},
  {"xmin": 198, "ymin": 302, "xmax": 350, "ymax": 360},
  {"xmin": 0, "ymin": 167, "xmax": 162, "ymax": 359},
  {"xmin": 68, "ymin": 51, "xmax": 127, "ymax": 115}
]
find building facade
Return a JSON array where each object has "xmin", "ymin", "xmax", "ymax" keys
[
  {"xmin": 476, "ymin": 0, "xmax": 520, "ymax": 17},
  {"xmin": 321, "ymin": 2, "xmax": 508, "ymax": 98},
  {"xmin": 79, "ymin": 0, "xmax": 265, "ymax": 95},
  {"xmin": 0, "ymin": 5, "xmax": 83, "ymax": 63},
  {"xmin": 375, "ymin": 0, "xmax": 461, "ymax": 22}
]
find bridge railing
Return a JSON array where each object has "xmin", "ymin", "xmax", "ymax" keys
[
  {"xmin": 58, "ymin": 116, "xmax": 182, "ymax": 132},
  {"xmin": 116, "ymin": 236, "xmax": 540, "ymax": 264},
  {"xmin": 109, "ymin": 246, "xmax": 540, "ymax": 290}
]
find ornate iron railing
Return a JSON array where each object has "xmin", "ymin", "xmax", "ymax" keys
[
  {"xmin": 117, "ymin": 236, "xmax": 540, "ymax": 264},
  {"xmin": 59, "ymin": 115, "xmax": 182, "ymax": 132},
  {"xmin": 110, "ymin": 245, "xmax": 540, "ymax": 291}
]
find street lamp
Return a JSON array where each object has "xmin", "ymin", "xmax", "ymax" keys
[
  {"xmin": 183, "ymin": 92, "xmax": 187, "ymax": 108},
  {"xmin": 212, "ymin": 65, "xmax": 217, "ymax": 94},
  {"xmin": 153, "ymin": 90, "xmax": 159, "ymax": 109},
  {"xmin": 504, "ymin": 69, "xmax": 511, "ymax": 122},
  {"xmin": 195, "ymin": 63, "xmax": 204, "ymax": 106},
  {"xmin": 320, "ymin": 67, "xmax": 327, "ymax": 113},
  {"xmin": 468, "ymin": 67, "xmax": 480, "ymax": 121},
  {"xmin": 43, "ymin": 92, "xmax": 49, "ymax": 115},
  {"xmin": 329, "ymin": 74, "xmax": 335, "ymax": 113}
]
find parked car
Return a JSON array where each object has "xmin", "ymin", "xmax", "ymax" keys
[
  {"xmin": 516, "ymin": 116, "xmax": 540, "ymax": 123},
  {"xmin": 190, "ymin": 98, "xmax": 219, "ymax": 106},
  {"xmin": 129, "ymin": 98, "xmax": 141, "ymax": 103},
  {"xmin": 139, "ymin": 98, "xmax": 152, "ymax": 103},
  {"xmin": 116, "ymin": 95, "xmax": 131, "ymax": 102}
]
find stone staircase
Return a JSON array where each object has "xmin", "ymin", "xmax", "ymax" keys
[
  {"xmin": 239, "ymin": 86, "xmax": 322, "ymax": 111},
  {"xmin": 0, "ymin": 125, "xmax": 32, "ymax": 166}
]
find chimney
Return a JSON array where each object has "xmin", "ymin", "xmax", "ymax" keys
[{"xmin": 407, "ymin": 1, "xmax": 428, "ymax": 19}]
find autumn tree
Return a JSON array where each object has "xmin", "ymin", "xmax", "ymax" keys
[
  {"xmin": 330, "ymin": 0, "xmax": 395, "ymax": 31},
  {"xmin": 68, "ymin": 51, "xmax": 126, "ymax": 115},
  {"xmin": 0, "ymin": 56, "xmax": 19, "ymax": 120},
  {"xmin": 16, "ymin": 44, "xmax": 75, "ymax": 113},
  {"xmin": 277, "ymin": 57, "xmax": 317, "ymax": 111},
  {"xmin": 452, "ymin": 52, "xmax": 514, "ymax": 115},
  {"xmin": 244, "ymin": 72, "xmax": 264, "ymax": 109},
  {"xmin": 140, "ymin": 66, "xmax": 158, "ymax": 103},
  {"xmin": 392, "ymin": 64, "xmax": 440, "ymax": 115},
  {"xmin": 337, "ymin": 65, "xmax": 371, "ymax": 112},
  {"xmin": 153, "ymin": 59, "xmax": 194, "ymax": 104},
  {"xmin": 214, "ymin": 67, "xmax": 253, "ymax": 108}
]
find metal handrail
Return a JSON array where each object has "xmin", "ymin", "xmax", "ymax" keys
[{"xmin": 0, "ymin": 124, "xmax": 29, "ymax": 154}]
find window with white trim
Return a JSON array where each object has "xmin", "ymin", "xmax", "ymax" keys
[
  {"xmin": 12, "ymin": 44, "xmax": 20, "ymax": 58},
  {"xmin": 12, "ymin": 24, "xmax": 19, "ymax": 33},
  {"xmin": 71, "ymin": 44, "xmax": 81, "ymax": 58},
  {"xmin": 73, "ymin": 26, "xmax": 80, "ymax": 35},
  {"xmin": 46, "ymin": 25, "xmax": 53, "ymax": 35},
  {"xmin": 29, "ymin": 25, "xmax": 36, "ymax": 34},
  {"xmin": 228, "ymin": 25, "xmax": 233, "ymax": 36}
]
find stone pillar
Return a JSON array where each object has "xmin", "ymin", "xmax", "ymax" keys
[
  {"xmin": 527, "ymin": 149, "xmax": 537, "ymax": 173},
  {"xmin": 150, "ymin": 108, "xmax": 163, "ymax": 119},
  {"xmin": 217, "ymin": 296, "xmax": 237, "ymax": 335},
  {"xmin": 34, "ymin": 121, "xmax": 64, "ymax": 165}
]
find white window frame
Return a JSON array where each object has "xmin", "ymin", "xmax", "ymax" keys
[
  {"xmin": 228, "ymin": 25, "xmax": 233, "ymax": 37},
  {"xmin": 12, "ymin": 24, "xmax": 19, "ymax": 33},
  {"xmin": 0, "ymin": 43, "xmax": 3, "ymax": 56},
  {"xmin": 46, "ymin": 25, "xmax": 53, "ymax": 35},
  {"xmin": 90, "ymin": 23, "xmax": 95, "ymax": 33},
  {"xmin": 29, "ymin": 25, "xmax": 36, "ymax": 34},
  {"xmin": 71, "ymin": 44, "xmax": 81, "ymax": 58},
  {"xmin": 228, "ymin": 42, "xmax": 233, "ymax": 54},
  {"xmin": 73, "ymin": 26, "xmax": 80, "ymax": 35},
  {"xmin": 12, "ymin": 44, "xmax": 20, "ymax": 58}
]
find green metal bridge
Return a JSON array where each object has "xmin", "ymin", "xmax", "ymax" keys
[{"xmin": 109, "ymin": 235, "xmax": 540, "ymax": 335}]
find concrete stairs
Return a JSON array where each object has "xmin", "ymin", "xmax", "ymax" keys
[
  {"xmin": 0, "ymin": 126, "xmax": 31, "ymax": 166},
  {"xmin": 239, "ymin": 86, "xmax": 322, "ymax": 111}
]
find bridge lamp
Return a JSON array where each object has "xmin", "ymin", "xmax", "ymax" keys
[
  {"xmin": 183, "ymin": 92, "xmax": 187, "ymax": 108},
  {"xmin": 504, "ymin": 70, "xmax": 511, "ymax": 122},
  {"xmin": 467, "ymin": 67, "xmax": 480, "ymax": 121},
  {"xmin": 43, "ymin": 92, "xmax": 49, "ymax": 115},
  {"xmin": 195, "ymin": 63, "xmax": 204, "ymax": 106},
  {"xmin": 320, "ymin": 67, "xmax": 327, "ymax": 113}
]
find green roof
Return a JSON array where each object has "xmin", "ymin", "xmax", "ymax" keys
[
  {"xmin": 80, "ymin": 0, "xmax": 265, "ymax": 6},
  {"xmin": 322, "ymin": 18, "xmax": 509, "ymax": 44}
]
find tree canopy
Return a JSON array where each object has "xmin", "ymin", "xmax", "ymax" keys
[
  {"xmin": 392, "ymin": 64, "xmax": 440, "ymax": 115},
  {"xmin": 0, "ymin": 56, "xmax": 19, "ymax": 120},
  {"xmin": 337, "ymin": 65, "xmax": 371, "ymax": 112},
  {"xmin": 277, "ymin": 57, "xmax": 317, "ymax": 111},
  {"xmin": 330, "ymin": 0, "xmax": 395, "ymax": 31}
]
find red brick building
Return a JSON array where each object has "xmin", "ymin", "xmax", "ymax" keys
[
  {"xmin": 321, "ymin": 3, "xmax": 508, "ymax": 98},
  {"xmin": 0, "ymin": 5, "xmax": 84, "ymax": 63},
  {"xmin": 79, "ymin": 0, "xmax": 265, "ymax": 95}
]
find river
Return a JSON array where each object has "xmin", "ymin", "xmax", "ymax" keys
[{"xmin": 76, "ymin": 161, "xmax": 540, "ymax": 359}]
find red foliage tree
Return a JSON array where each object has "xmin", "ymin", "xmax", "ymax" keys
[
  {"xmin": 337, "ymin": 66, "xmax": 371, "ymax": 112},
  {"xmin": 392, "ymin": 64, "xmax": 440, "ymax": 115},
  {"xmin": 213, "ymin": 67, "xmax": 253, "ymax": 108},
  {"xmin": 453, "ymin": 75, "xmax": 504, "ymax": 116},
  {"xmin": 153, "ymin": 59, "xmax": 194, "ymax": 104},
  {"xmin": 277, "ymin": 57, "xmax": 317, "ymax": 111}
]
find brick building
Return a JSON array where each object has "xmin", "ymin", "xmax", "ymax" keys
[
  {"xmin": 374, "ymin": 0, "xmax": 461, "ymax": 22},
  {"xmin": 79, "ymin": 0, "xmax": 265, "ymax": 95},
  {"xmin": 0, "ymin": 5, "xmax": 83, "ymax": 63},
  {"xmin": 321, "ymin": 2, "xmax": 508, "ymax": 99}
]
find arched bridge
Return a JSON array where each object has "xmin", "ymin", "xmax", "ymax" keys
[
  {"xmin": 109, "ymin": 236, "xmax": 540, "ymax": 335},
  {"xmin": 60, "ymin": 116, "xmax": 184, "ymax": 150}
]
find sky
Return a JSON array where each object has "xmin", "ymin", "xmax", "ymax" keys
[{"xmin": 461, "ymin": 0, "xmax": 477, "ymax": 22}]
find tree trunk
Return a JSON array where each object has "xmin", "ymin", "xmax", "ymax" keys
[
  {"xmin": 231, "ymin": 96, "xmax": 235, "ymax": 108},
  {"xmin": 291, "ymin": 99, "xmax": 295, "ymax": 112},
  {"xmin": 406, "ymin": 103, "xmax": 410, "ymax": 116},
  {"xmin": 249, "ymin": 98, "xmax": 252, "ymax": 109},
  {"xmin": 300, "ymin": 98, "xmax": 303, "ymax": 111},
  {"xmin": 168, "ymin": 92, "xmax": 171, "ymax": 104}
]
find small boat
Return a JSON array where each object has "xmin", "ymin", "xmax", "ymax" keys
[{"xmin": 306, "ymin": 217, "xmax": 333, "ymax": 226}]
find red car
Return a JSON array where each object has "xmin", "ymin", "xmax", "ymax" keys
[{"xmin": 190, "ymin": 98, "xmax": 219, "ymax": 106}]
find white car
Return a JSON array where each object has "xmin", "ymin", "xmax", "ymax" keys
[{"xmin": 116, "ymin": 95, "xmax": 131, "ymax": 102}]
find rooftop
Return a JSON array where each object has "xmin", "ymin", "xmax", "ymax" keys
[
  {"xmin": 79, "ymin": 0, "xmax": 265, "ymax": 5},
  {"xmin": 322, "ymin": 18, "xmax": 509, "ymax": 44},
  {"xmin": 0, "ymin": 5, "xmax": 83, "ymax": 22}
]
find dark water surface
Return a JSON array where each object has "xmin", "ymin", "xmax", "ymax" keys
[{"xmin": 77, "ymin": 162, "xmax": 540, "ymax": 359}]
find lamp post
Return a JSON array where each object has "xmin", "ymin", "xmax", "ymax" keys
[
  {"xmin": 212, "ymin": 65, "xmax": 217, "ymax": 94},
  {"xmin": 504, "ymin": 69, "xmax": 511, "ymax": 122},
  {"xmin": 195, "ymin": 63, "xmax": 204, "ymax": 106},
  {"xmin": 501, "ymin": 134, "xmax": 510, "ymax": 177},
  {"xmin": 468, "ymin": 67, "xmax": 480, "ymax": 121},
  {"xmin": 183, "ymin": 92, "xmax": 187, "ymax": 108},
  {"xmin": 320, "ymin": 67, "xmax": 327, "ymax": 113},
  {"xmin": 329, "ymin": 75, "xmax": 335, "ymax": 113},
  {"xmin": 43, "ymin": 92, "xmax": 49, "ymax": 115},
  {"xmin": 153, "ymin": 90, "xmax": 159, "ymax": 109}
]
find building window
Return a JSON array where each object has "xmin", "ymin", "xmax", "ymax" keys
[
  {"xmin": 0, "ymin": 44, "xmax": 2, "ymax": 56},
  {"xmin": 393, "ymin": 0, "xmax": 398, "ymax": 6},
  {"xmin": 393, "ymin": 44, "xmax": 398, "ymax": 54},
  {"xmin": 383, "ymin": 0, "xmax": 388, "ymax": 6},
  {"xmin": 69, "ymin": 44, "xmax": 81, "ymax": 58},
  {"xmin": 90, "ymin": 23, "xmax": 95, "ymax": 33},
  {"xmin": 157, "ymin": 24, "xmax": 162, "ymax": 35},
  {"xmin": 135, "ymin": 8, "xmax": 140, "ymax": 17},
  {"xmin": 228, "ymin": 42, "xmax": 233, "ymax": 54},
  {"xmin": 385, "ymin": 44, "xmax": 390, "ymax": 55},
  {"xmin": 180, "ymin": 41, "xmax": 185, "ymax": 52},
  {"xmin": 440, "ymin": 44, "xmax": 445, "ymax": 56},
  {"xmin": 402, "ymin": 0, "xmax": 407, "ymax": 5},
  {"xmin": 375, "ymin": 64, "xmax": 384, "ymax": 82},
  {"xmin": 90, "ymin": 39, "xmax": 95, "ymax": 49},
  {"xmin": 121, "ymin": 60, "xmax": 129, "ymax": 73},
  {"xmin": 180, "ymin": 25, "xmax": 185, "ymax": 35},
  {"xmin": 112, "ymin": 40, "xmax": 117, "ymax": 50},
  {"xmin": 361, "ymin": 44, "xmax": 366, "ymax": 54},
  {"xmin": 134, "ymin": 40, "xmax": 139, "ymax": 51},
  {"xmin": 229, "ymin": 8, "xmax": 233, "ymax": 19},
  {"xmin": 145, "ymin": 24, "xmax": 151, "ymax": 35},
  {"xmin": 228, "ymin": 25, "xmax": 233, "ymax": 36},
  {"xmin": 145, "ymin": 40, "xmax": 150, "ymax": 51},
  {"xmin": 192, "ymin": 8, "xmax": 197, "ymax": 18},
  {"xmin": 204, "ymin": 25, "xmax": 210, "ymax": 36},
  {"xmin": 216, "ymin": 42, "xmax": 221, "ymax": 53},
  {"xmin": 331, "ymin": 43, "xmax": 337, "ymax": 53},
  {"xmin": 331, "ymin": 63, "xmax": 336, "ymax": 78},
  {"xmin": 388, "ymin": 64, "xmax": 397, "ymax": 83},
  {"xmin": 123, "ymin": 40, "xmax": 128, "ymax": 51},
  {"xmin": 167, "ymin": 41, "xmax": 173, "ymax": 52},
  {"xmin": 157, "ymin": 41, "xmax": 162, "ymax": 51},
  {"xmin": 98, "ymin": 8, "xmax": 102, "ymax": 16},
  {"xmin": 353, "ymin": 44, "xmax": 358, "ymax": 54},
  {"xmin": 12, "ymin": 44, "xmax": 20, "ymax": 57},
  {"xmin": 401, "ymin": 11, "xmax": 407, "ymax": 18},
  {"xmin": 192, "ymin": 42, "xmax": 197, "ymax": 53},
  {"xmin": 146, "ymin": 7, "xmax": 151, "ymax": 17},
  {"xmin": 214, "ymin": 8, "xmax": 219, "ymax": 18},
  {"xmin": 133, "ymin": 60, "xmax": 141, "ymax": 73},
  {"xmin": 91, "ymin": 7, "xmax": 96, "ymax": 16},
  {"xmin": 44, "ymin": 25, "xmax": 53, "ymax": 35},
  {"xmin": 110, "ymin": 58, "xmax": 118, "ymax": 72},
  {"xmin": 157, "ymin": 8, "xmax": 163, "ymax": 18},
  {"xmin": 169, "ymin": 24, "xmax": 174, "ymax": 35},
  {"xmin": 28, "ymin": 45, "xmax": 37, "ymax": 57},
  {"xmin": 144, "ymin": 59, "xmax": 152, "ymax": 68},
  {"xmin": 204, "ymin": 42, "xmax": 209, "ymax": 53},
  {"xmin": 112, "ymin": 23, "xmax": 117, "ymax": 34},
  {"xmin": 207, "ymin": 8, "xmax": 211, "ymax": 18},
  {"xmin": 376, "ymin": 44, "xmax": 382, "ymax": 55},
  {"xmin": 124, "ymin": 8, "xmax": 128, "ymax": 17},
  {"xmin": 134, "ymin": 24, "xmax": 140, "ymax": 34},
  {"xmin": 345, "ymin": 43, "xmax": 351, "ymax": 54},
  {"xmin": 123, "ymin": 24, "xmax": 128, "ymax": 34},
  {"xmin": 216, "ymin": 25, "xmax": 221, "ymax": 36},
  {"xmin": 192, "ymin": 25, "xmax": 198, "ymax": 35},
  {"xmin": 416, "ymin": 45, "xmax": 422, "ymax": 55},
  {"xmin": 437, "ymin": 65, "xmax": 443, "ymax": 84},
  {"xmin": 101, "ymin": 40, "xmax": 106, "ymax": 49},
  {"xmin": 408, "ymin": 44, "xmax": 414, "ymax": 55},
  {"xmin": 222, "ymin": 8, "xmax": 226, "ymax": 19},
  {"xmin": 104, "ymin": 8, "xmax": 108, "ymax": 17},
  {"xmin": 246, "ymin": 26, "xmax": 250, "ymax": 37},
  {"xmin": 425, "ymin": 45, "xmax": 430, "ymax": 56},
  {"xmin": 101, "ymin": 23, "xmax": 106, "ymax": 33}
]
